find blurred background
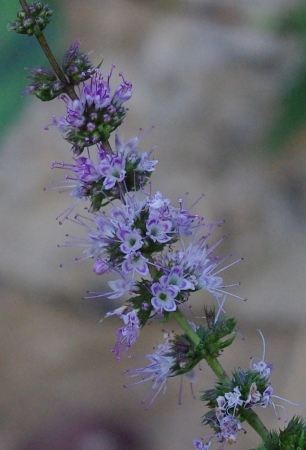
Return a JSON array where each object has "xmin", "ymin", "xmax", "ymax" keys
[{"xmin": 1, "ymin": 0, "xmax": 306, "ymax": 448}]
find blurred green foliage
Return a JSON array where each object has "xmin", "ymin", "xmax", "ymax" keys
[
  {"xmin": 268, "ymin": 3, "xmax": 306, "ymax": 154},
  {"xmin": 0, "ymin": 0, "xmax": 63, "ymax": 144}
]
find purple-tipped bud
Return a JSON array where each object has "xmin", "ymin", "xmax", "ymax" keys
[
  {"xmin": 62, "ymin": 41, "xmax": 95, "ymax": 84},
  {"xmin": 8, "ymin": 2, "xmax": 52, "ymax": 36},
  {"xmin": 22, "ymin": 66, "xmax": 64, "ymax": 101}
]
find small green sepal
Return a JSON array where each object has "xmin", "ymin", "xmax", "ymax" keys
[{"xmin": 196, "ymin": 308, "xmax": 237, "ymax": 358}]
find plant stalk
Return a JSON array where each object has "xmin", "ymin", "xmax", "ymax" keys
[{"xmin": 172, "ymin": 307, "xmax": 269, "ymax": 442}]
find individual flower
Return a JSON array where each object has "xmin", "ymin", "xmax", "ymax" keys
[
  {"xmin": 250, "ymin": 329, "xmax": 273, "ymax": 379},
  {"xmin": 224, "ymin": 387, "xmax": 244, "ymax": 414},
  {"xmin": 123, "ymin": 339, "xmax": 176, "ymax": 408},
  {"xmin": 217, "ymin": 414, "xmax": 243, "ymax": 444},
  {"xmin": 97, "ymin": 152, "xmax": 126, "ymax": 189},
  {"xmin": 122, "ymin": 251, "xmax": 149, "ymax": 276},
  {"xmin": 111, "ymin": 73, "xmax": 133, "ymax": 105},
  {"xmin": 245, "ymin": 382, "xmax": 261, "ymax": 405},
  {"xmin": 251, "ymin": 384, "xmax": 304, "ymax": 420},
  {"xmin": 106, "ymin": 276, "xmax": 136, "ymax": 300},
  {"xmin": 215, "ymin": 395, "xmax": 226, "ymax": 419},
  {"xmin": 150, "ymin": 279, "xmax": 179, "ymax": 313},
  {"xmin": 104, "ymin": 306, "xmax": 140, "ymax": 360},
  {"xmin": 145, "ymin": 216, "xmax": 173, "ymax": 243},
  {"xmin": 193, "ymin": 440, "xmax": 211, "ymax": 450}
]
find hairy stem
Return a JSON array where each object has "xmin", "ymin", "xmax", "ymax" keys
[
  {"xmin": 172, "ymin": 308, "xmax": 202, "ymax": 346},
  {"xmin": 240, "ymin": 409, "xmax": 269, "ymax": 442}
]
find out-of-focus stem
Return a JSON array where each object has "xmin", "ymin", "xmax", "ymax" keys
[{"xmin": 18, "ymin": 0, "xmax": 78, "ymax": 101}]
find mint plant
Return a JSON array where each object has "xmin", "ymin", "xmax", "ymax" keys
[{"xmin": 8, "ymin": 2, "xmax": 306, "ymax": 449}]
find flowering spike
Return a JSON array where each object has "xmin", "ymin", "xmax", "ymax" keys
[{"xmin": 13, "ymin": 8, "xmax": 305, "ymax": 447}]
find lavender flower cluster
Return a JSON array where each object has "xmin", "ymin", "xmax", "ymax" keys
[
  {"xmin": 53, "ymin": 66, "xmax": 241, "ymax": 358},
  {"xmin": 50, "ymin": 66, "xmax": 132, "ymax": 154}
]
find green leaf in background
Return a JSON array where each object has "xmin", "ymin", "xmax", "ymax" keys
[
  {"xmin": 267, "ymin": 3, "xmax": 306, "ymax": 155},
  {"xmin": 0, "ymin": 0, "xmax": 63, "ymax": 144}
]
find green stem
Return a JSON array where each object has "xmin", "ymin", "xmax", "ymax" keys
[
  {"xmin": 205, "ymin": 354, "xmax": 230, "ymax": 382},
  {"xmin": 240, "ymin": 409, "xmax": 269, "ymax": 441},
  {"xmin": 35, "ymin": 33, "xmax": 78, "ymax": 100},
  {"xmin": 172, "ymin": 307, "xmax": 269, "ymax": 442},
  {"xmin": 172, "ymin": 308, "xmax": 201, "ymax": 346}
]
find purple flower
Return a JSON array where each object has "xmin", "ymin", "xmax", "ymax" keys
[
  {"xmin": 224, "ymin": 387, "xmax": 244, "ymax": 414},
  {"xmin": 193, "ymin": 440, "xmax": 211, "ymax": 450},
  {"xmin": 135, "ymin": 151, "xmax": 158, "ymax": 173},
  {"xmin": 111, "ymin": 73, "xmax": 132, "ymax": 106},
  {"xmin": 92, "ymin": 258, "xmax": 110, "ymax": 275},
  {"xmin": 72, "ymin": 157, "xmax": 99, "ymax": 182},
  {"xmin": 122, "ymin": 251, "xmax": 149, "ymax": 276},
  {"xmin": 107, "ymin": 308, "xmax": 140, "ymax": 360},
  {"xmin": 197, "ymin": 264, "xmax": 223, "ymax": 297},
  {"xmin": 107, "ymin": 276, "xmax": 135, "ymax": 299},
  {"xmin": 58, "ymin": 98, "xmax": 86, "ymax": 131},
  {"xmin": 116, "ymin": 226, "xmax": 143, "ymax": 255},
  {"xmin": 259, "ymin": 385, "xmax": 274, "ymax": 408},
  {"xmin": 146, "ymin": 191, "xmax": 170, "ymax": 212},
  {"xmin": 146, "ymin": 217, "xmax": 173, "ymax": 243},
  {"xmin": 160, "ymin": 266, "xmax": 194, "ymax": 292},
  {"xmin": 98, "ymin": 153, "xmax": 126, "ymax": 189},
  {"xmin": 150, "ymin": 280, "xmax": 179, "ymax": 313},
  {"xmin": 124, "ymin": 340, "xmax": 175, "ymax": 408},
  {"xmin": 245, "ymin": 382, "xmax": 262, "ymax": 405},
  {"xmin": 250, "ymin": 330, "xmax": 273, "ymax": 379},
  {"xmin": 217, "ymin": 415, "xmax": 242, "ymax": 444},
  {"xmin": 252, "ymin": 383, "xmax": 303, "ymax": 420}
]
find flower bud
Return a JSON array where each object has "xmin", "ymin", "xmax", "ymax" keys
[
  {"xmin": 22, "ymin": 66, "xmax": 64, "ymax": 101},
  {"xmin": 62, "ymin": 41, "xmax": 95, "ymax": 84},
  {"xmin": 7, "ymin": 1, "xmax": 52, "ymax": 36}
]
